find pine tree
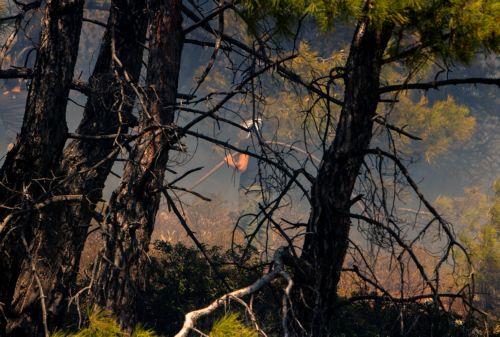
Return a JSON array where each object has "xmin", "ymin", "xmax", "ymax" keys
[{"xmin": 240, "ymin": 1, "xmax": 498, "ymax": 335}]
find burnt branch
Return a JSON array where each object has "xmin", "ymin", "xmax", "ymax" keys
[
  {"xmin": 379, "ymin": 78, "xmax": 500, "ymax": 93},
  {"xmin": 0, "ymin": 67, "xmax": 90, "ymax": 94}
]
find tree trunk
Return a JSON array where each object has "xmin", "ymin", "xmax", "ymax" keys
[
  {"xmin": 90, "ymin": 0, "xmax": 183, "ymax": 330},
  {"xmin": 0, "ymin": 0, "xmax": 84, "ymax": 334},
  {"xmin": 300, "ymin": 21, "xmax": 393, "ymax": 336},
  {"xmin": 5, "ymin": 1, "xmax": 148, "ymax": 335}
]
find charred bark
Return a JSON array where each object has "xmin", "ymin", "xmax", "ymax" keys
[
  {"xmin": 5, "ymin": 1, "xmax": 148, "ymax": 335},
  {"xmin": 90, "ymin": 0, "xmax": 183, "ymax": 330},
  {"xmin": 0, "ymin": 0, "xmax": 84, "ymax": 333},
  {"xmin": 4, "ymin": 1, "xmax": 148, "ymax": 335},
  {"xmin": 300, "ymin": 21, "xmax": 393, "ymax": 336}
]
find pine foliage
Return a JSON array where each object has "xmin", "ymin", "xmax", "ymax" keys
[
  {"xmin": 209, "ymin": 313, "xmax": 257, "ymax": 337},
  {"xmin": 238, "ymin": 0, "xmax": 499, "ymax": 63},
  {"xmin": 51, "ymin": 309, "xmax": 160, "ymax": 337},
  {"xmin": 436, "ymin": 179, "xmax": 500, "ymax": 316}
]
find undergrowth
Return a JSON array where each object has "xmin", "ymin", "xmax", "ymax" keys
[
  {"xmin": 67, "ymin": 242, "xmax": 495, "ymax": 337},
  {"xmin": 209, "ymin": 313, "xmax": 257, "ymax": 337},
  {"xmin": 52, "ymin": 309, "xmax": 159, "ymax": 337},
  {"xmin": 53, "ymin": 309, "xmax": 257, "ymax": 337}
]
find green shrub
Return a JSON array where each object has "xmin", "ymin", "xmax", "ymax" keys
[
  {"xmin": 73, "ymin": 309, "xmax": 123, "ymax": 337},
  {"xmin": 131, "ymin": 325, "xmax": 160, "ymax": 337},
  {"xmin": 133, "ymin": 242, "xmax": 279, "ymax": 336},
  {"xmin": 70, "ymin": 242, "xmax": 493, "ymax": 337},
  {"xmin": 209, "ymin": 313, "xmax": 257, "ymax": 337},
  {"xmin": 53, "ymin": 309, "xmax": 160, "ymax": 337},
  {"xmin": 73, "ymin": 243, "xmax": 275, "ymax": 336}
]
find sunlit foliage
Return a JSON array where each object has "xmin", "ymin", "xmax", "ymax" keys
[
  {"xmin": 52, "ymin": 309, "xmax": 160, "ymax": 337},
  {"xmin": 436, "ymin": 179, "xmax": 500, "ymax": 315},
  {"xmin": 389, "ymin": 94, "xmax": 475, "ymax": 162},
  {"xmin": 209, "ymin": 313, "xmax": 257, "ymax": 337},
  {"xmin": 239, "ymin": 0, "xmax": 499, "ymax": 63}
]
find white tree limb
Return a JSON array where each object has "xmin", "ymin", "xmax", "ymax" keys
[{"xmin": 174, "ymin": 247, "xmax": 289, "ymax": 337}]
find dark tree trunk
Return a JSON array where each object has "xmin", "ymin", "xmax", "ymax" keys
[
  {"xmin": 90, "ymin": 0, "xmax": 183, "ymax": 330},
  {"xmin": 0, "ymin": 0, "xmax": 84, "ymax": 334},
  {"xmin": 5, "ymin": 1, "xmax": 148, "ymax": 335},
  {"xmin": 300, "ymin": 21, "xmax": 393, "ymax": 336}
]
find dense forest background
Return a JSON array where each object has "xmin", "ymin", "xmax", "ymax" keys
[{"xmin": 0, "ymin": 0, "xmax": 498, "ymax": 336}]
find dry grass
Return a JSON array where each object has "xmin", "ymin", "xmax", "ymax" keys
[{"xmin": 80, "ymin": 193, "xmax": 468, "ymax": 314}]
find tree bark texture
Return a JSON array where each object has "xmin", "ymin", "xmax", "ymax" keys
[
  {"xmin": 301, "ymin": 20, "xmax": 393, "ymax": 336},
  {"xmin": 4, "ymin": 1, "xmax": 148, "ymax": 335},
  {"xmin": 0, "ymin": 0, "xmax": 84, "ymax": 334},
  {"xmin": 90, "ymin": 0, "xmax": 184, "ymax": 330}
]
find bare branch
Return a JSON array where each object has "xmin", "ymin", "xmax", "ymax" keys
[
  {"xmin": 174, "ymin": 247, "xmax": 290, "ymax": 337},
  {"xmin": 379, "ymin": 78, "xmax": 500, "ymax": 93},
  {"xmin": 0, "ymin": 67, "xmax": 32, "ymax": 78},
  {"xmin": 0, "ymin": 67, "xmax": 90, "ymax": 94},
  {"xmin": 373, "ymin": 116, "xmax": 422, "ymax": 141},
  {"xmin": 181, "ymin": 5, "xmax": 344, "ymax": 107},
  {"xmin": 183, "ymin": 2, "xmax": 232, "ymax": 35}
]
